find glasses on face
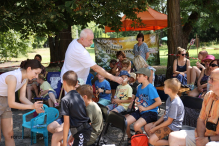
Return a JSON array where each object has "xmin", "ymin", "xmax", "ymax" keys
[
  {"xmin": 210, "ymin": 64, "xmax": 218, "ymax": 67},
  {"xmin": 181, "ymin": 54, "xmax": 186, "ymax": 56}
]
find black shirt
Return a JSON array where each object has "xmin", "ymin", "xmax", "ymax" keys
[{"xmin": 61, "ymin": 90, "xmax": 89, "ymax": 128}]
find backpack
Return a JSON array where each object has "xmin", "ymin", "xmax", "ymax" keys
[{"xmin": 131, "ymin": 134, "xmax": 148, "ymax": 146}]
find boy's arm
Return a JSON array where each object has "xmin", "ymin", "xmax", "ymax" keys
[
  {"xmin": 63, "ymin": 115, "xmax": 70, "ymax": 146},
  {"xmin": 139, "ymin": 97, "xmax": 162, "ymax": 112},
  {"xmin": 115, "ymin": 97, "xmax": 132, "ymax": 103},
  {"xmin": 150, "ymin": 117, "xmax": 173, "ymax": 133},
  {"xmin": 153, "ymin": 114, "xmax": 165, "ymax": 126}
]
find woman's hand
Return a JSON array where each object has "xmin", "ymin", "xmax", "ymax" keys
[
  {"xmin": 33, "ymin": 101, "xmax": 44, "ymax": 113},
  {"xmin": 180, "ymin": 72, "xmax": 185, "ymax": 76}
]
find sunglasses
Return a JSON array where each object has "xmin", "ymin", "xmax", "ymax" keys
[
  {"xmin": 181, "ymin": 54, "xmax": 186, "ymax": 56},
  {"xmin": 210, "ymin": 64, "xmax": 218, "ymax": 67}
]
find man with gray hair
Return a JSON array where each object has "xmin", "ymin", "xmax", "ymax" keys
[
  {"xmin": 169, "ymin": 68, "xmax": 219, "ymax": 146},
  {"xmin": 61, "ymin": 28, "xmax": 123, "ymax": 84}
]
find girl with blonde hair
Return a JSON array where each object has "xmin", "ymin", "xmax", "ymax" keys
[{"xmin": 172, "ymin": 47, "xmax": 190, "ymax": 87}]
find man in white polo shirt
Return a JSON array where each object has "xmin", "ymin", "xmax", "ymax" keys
[{"xmin": 61, "ymin": 28, "xmax": 123, "ymax": 85}]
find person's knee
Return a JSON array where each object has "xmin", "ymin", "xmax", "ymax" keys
[
  {"xmin": 169, "ymin": 131, "xmax": 180, "ymax": 143},
  {"xmin": 149, "ymin": 136, "xmax": 157, "ymax": 145},
  {"xmin": 4, "ymin": 129, "xmax": 14, "ymax": 140},
  {"xmin": 133, "ymin": 122, "xmax": 142, "ymax": 130}
]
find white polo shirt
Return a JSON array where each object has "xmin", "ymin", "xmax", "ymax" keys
[{"xmin": 61, "ymin": 39, "xmax": 96, "ymax": 83}]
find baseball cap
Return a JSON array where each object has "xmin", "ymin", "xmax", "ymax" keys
[
  {"xmin": 135, "ymin": 68, "xmax": 151, "ymax": 77},
  {"xmin": 129, "ymin": 73, "xmax": 136, "ymax": 82},
  {"xmin": 119, "ymin": 70, "xmax": 130, "ymax": 77}
]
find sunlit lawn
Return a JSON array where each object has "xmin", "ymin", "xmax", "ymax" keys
[
  {"xmin": 7, "ymin": 45, "xmax": 219, "ymax": 70},
  {"xmin": 159, "ymin": 44, "xmax": 219, "ymax": 66}
]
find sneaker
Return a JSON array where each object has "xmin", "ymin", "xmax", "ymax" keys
[{"xmin": 54, "ymin": 103, "xmax": 59, "ymax": 107}]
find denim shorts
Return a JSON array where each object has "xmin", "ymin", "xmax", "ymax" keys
[
  {"xmin": 44, "ymin": 91, "xmax": 57, "ymax": 99},
  {"xmin": 56, "ymin": 116, "xmax": 64, "ymax": 125},
  {"xmin": 107, "ymin": 104, "xmax": 126, "ymax": 113},
  {"xmin": 98, "ymin": 98, "xmax": 111, "ymax": 106}
]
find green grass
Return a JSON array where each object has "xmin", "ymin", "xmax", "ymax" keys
[{"xmin": 159, "ymin": 45, "xmax": 219, "ymax": 66}]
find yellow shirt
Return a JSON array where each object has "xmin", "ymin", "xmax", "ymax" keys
[
  {"xmin": 40, "ymin": 81, "xmax": 55, "ymax": 97},
  {"xmin": 115, "ymin": 84, "xmax": 132, "ymax": 110}
]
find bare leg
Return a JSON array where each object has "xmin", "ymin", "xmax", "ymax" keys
[
  {"xmin": 169, "ymin": 131, "xmax": 186, "ymax": 146},
  {"xmin": 188, "ymin": 88, "xmax": 199, "ymax": 97},
  {"xmin": 48, "ymin": 93, "xmax": 57, "ymax": 105},
  {"xmin": 51, "ymin": 131, "xmax": 64, "ymax": 146},
  {"xmin": 32, "ymin": 84, "xmax": 39, "ymax": 97},
  {"xmin": 126, "ymin": 115, "xmax": 137, "ymax": 138},
  {"xmin": 149, "ymin": 134, "xmax": 169, "ymax": 146},
  {"xmin": 190, "ymin": 67, "xmax": 201, "ymax": 84},
  {"xmin": 48, "ymin": 99, "xmax": 53, "ymax": 107},
  {"xmin": 2, "ymin": 118, "xmax": 15, "ymax": 146},
  {"xmin": 187, "ymin": 66, "xmax": 192, "ymax": 84},
  {"xmin": 26, "ymin": 85, "xmax": 33, "ymax": 101},
  {"xmin": 47, "ymin": 122, "xmax": 63, "ymax": 133},
  {"xmin": 133, "ymin": 118, "xmax": 147, "ymax": 134}
]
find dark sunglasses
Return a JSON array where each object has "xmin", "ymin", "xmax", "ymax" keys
[
  {"xmin": 210, "ymin": 64, "xmax": 218, "ymax": 67},
  {"xmin": 181, "ymin": 54, "xmax": 186, "ymax": 56}
]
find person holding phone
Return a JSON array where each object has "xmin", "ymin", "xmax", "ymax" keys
[{"xmin": 0, "ymin": 59, "xmax": 44, "ymax": 146}]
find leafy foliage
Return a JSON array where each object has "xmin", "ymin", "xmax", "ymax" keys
[
  {"xmin": 0, "ymin": 0, "xmax": 148, "ymax": 36},
  {"xmin": 0, "ymin": 30, "xmax": 32, "ymax": 61}
]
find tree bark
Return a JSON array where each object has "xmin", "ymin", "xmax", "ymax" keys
[
  {"xmin": 166, "ymin": 0, "xmax": 183, "ymax": 79},
  {"xmin": 48, "ymin": 26, "xmax": 72, "ymax": 67}
]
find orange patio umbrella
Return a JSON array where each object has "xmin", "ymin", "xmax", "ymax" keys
[{"xmin": 105, "ymin": 7, "xmax": 167, "ymax": 32}]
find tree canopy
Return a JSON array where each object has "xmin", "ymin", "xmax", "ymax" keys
[{"xmin": 0, "ymin": 0, "xmax": 148, "ymax": 36}]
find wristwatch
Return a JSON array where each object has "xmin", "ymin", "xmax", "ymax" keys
[
  {"xmin": 208, "ymin": 136, "xmax": 211, "ymax": 142},
  {"xmin": 104, "ymin": 89, "xmax": 106, "ymax": 93}
]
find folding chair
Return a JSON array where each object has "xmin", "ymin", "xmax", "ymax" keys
[
  {"xmin": 181, "ymin": 95, "xmax": 203, "ymax": 129},
  {"xmin": 97, "ymin": 111, "xmax": 127, "ymax": 146},
  {"xmin": 34, "ymin": 72, "xmax": 64, "ymax": 104}
]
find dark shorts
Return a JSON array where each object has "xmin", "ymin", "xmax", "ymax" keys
[
  {"xmin": 73, "ymin": 126, "xmax": 92, "ymax": 146},
  {"xmin": 56, "ymin": 116, "xmax": 64, "ymax": 125},
  {"xmin": 130, "ymin": 110, "xmax": 157, "ymax": 124},
  {"xmin": 109, "ymin": 81, "xmax": 119, "ymax": 90}
]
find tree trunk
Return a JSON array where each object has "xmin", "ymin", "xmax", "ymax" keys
[
  {"xmin": 166, "ymin": 0, "xmax": 183, "ymax": 79},
  {"xmin": 48, "ymin": 26, "xmax": 72, "ymax": 67}
]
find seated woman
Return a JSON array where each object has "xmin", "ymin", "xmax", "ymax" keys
[
  {"xmin": 187, "ymin": 50, "xmax": 208, "ymax": 85},
  {"xmin": 173, "ymin": 47, "xmax": 190, "ymax": 87},
  {"xmin": 188, "ymin": 55, "xmax": 215, "ymax": 97}
]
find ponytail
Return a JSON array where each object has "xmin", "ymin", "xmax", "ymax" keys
[{"xmin": 20, "ymin": 59, "xmax": 42, "ymax": 70}]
